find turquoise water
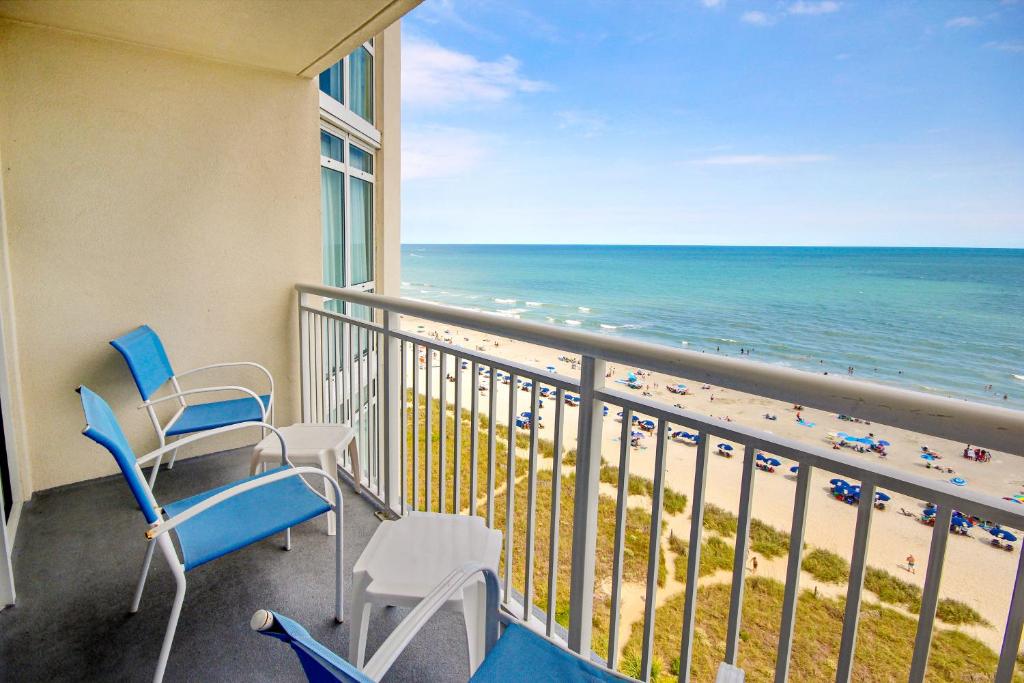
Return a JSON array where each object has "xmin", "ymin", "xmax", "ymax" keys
[{"xmin": 401, "ymin": 245, "xmax": 1024, "ymax": 410}]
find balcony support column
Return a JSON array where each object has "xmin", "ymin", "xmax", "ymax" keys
[
  {"xmin": 381, "ymin": 310, "xmax": 402, "ymax": 515},
  {"xmin": 567, "ymin": 354, "xmax": 606, "ymax": 655}
]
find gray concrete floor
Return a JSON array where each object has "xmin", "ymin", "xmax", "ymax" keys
[{"xmin": 0, "ymin": 447, "xmax": 470, "ymax": 682}]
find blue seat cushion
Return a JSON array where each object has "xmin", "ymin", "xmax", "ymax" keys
[
  {"xmin": 470, "ymin": 623, "xmax": 624, "ymax": 682},
  {"xmin": 166, "ymin": 394, "xmax": 271, "ymax": 436},
  {"xmin": 164, "ymin": 466, "xmax": 331, "ymax": 571}
]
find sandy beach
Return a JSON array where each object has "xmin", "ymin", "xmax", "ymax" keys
[{"xmin": 401, "ymin": 316, "xmax": 1024, "ymax": 656}]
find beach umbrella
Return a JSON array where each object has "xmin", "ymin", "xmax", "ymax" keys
[
  {"xmin": 922, "ymin": 507, "xmax": 937, "ymax": 517},
  {"xmin": 717, "ymin": 443, "xmax": 733, "ymax": 452},
  {"xmin": 631, "ymin": 415, "xmax": 640, "ymax": 423},
  {"xmin": 676, "ymin": 384, "xmax": 686, "ymax": 390},
  {"xmin": 951, "ymin": 515, "xmax": 972, "ymax": 528},
  {"xmin": 755, "ymin": 453, "xmax": 766, "ymax": 461},
  {"xmin": 617, "ymin": 411, "xmax": 624, "ymax": 418},
  {"xmin": 875, "ymin": 491, "xmax": 891, "ymax": 502},
  {"xmin": 920, "ymin": 453, "xmax": 937, "ymax": 461},
  {"xmin": 602, "ymin": 406, "xmax": 609, "ymax": 416},
  {"xmin": 950, "ymin": 477, "xmax": 967, "ymax": 487},
  {"xmin": 631, "ymin": 430, "xmax": 645, "ymax": 438},
  {"xmin": 790, "ymin": 465, "xmax": 800, "ymax": 473},
  {"xmin": 830, "ymin": 478, "xmax": 848, "ymax": 487},
  {"xmin": 834, "ymin": 484, "xmax": 852, "ymax": 496},
  {"xmin": 878, "ymin": 440, "xmax": 891, "ymax": 446},
  {"xmin": 991, "ymin": 528, "xmax": 1018, "ymax": 542},
  {"xmin": 639, "ymin": 419, "xmax": 655, "ymax": 429},
  {"xmin": 546, "ymin": 365, "xmax": 556, "ymax": 372},
  {"xmin": 765, "ymin": 458, "xmax": 782, "ymax": 467},
  {"xmin": 628, "ymin": 372, "xmax": 638, "ymax": 382}
]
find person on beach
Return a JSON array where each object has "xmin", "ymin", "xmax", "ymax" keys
[
  {"xmin": 750, "ymin": 556, "xmax": 758, "ymax": 574},
  {"xmin": 907, "ymin": 554, "xmax": 916, "ymax": 574}
]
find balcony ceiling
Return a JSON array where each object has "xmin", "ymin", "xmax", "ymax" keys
[{"xmin": 0, "ymin": 0, "xmax": 421, "ymax": 77}]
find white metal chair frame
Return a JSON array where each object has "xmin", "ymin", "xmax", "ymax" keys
[
  {"xmin": 140, "ymin": 361, "xmax": 275, "ymax": 488},
  {"xmin": 121, "ymin": 421, "xmax": 342, "ymax": 683}
]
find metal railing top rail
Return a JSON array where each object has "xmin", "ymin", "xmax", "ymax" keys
[{"xmin": 296, "ymin": 283, "xmax": 1024, "ymax": 455}]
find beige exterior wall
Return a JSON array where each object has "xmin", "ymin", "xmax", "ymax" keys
[
  {"xmin": 0, "ymin": 19, "xmax": 401, "ymax": 494},
  {"xmin": 375, "ymin": 21, "xmax": 402, "ymax": 296}
]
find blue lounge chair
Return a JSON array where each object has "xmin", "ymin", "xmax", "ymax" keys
[
  {"xmin": 110, "ymin": 325, "xmax": 274, "ymax": 487},
  {"xmin": 253, "ymin": 563, "xmax": 632, "ymax": 682},
  {"xmin": 78, "ymin": 386, "xmax": 342, "ymax": 683}
]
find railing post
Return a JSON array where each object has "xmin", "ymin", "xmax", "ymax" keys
[
  {"xmin": 381, "ymin": 310, "xmax": 402, "ymax": 516},
  {"xmin": 567, "ymin": 355, "xmax": 606, "ymax": 655},
  {"xmin": 298, "ymin": 290, "xmax": 310, "ymax": 422}
]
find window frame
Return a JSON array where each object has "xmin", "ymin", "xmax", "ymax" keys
[
  {"xmin": 319, "ymin": 121, "xmax": 376, "ymax": 294},
  {"xmin": 319, "ymin": 40, "xmax": 380, "ymax": 147}
]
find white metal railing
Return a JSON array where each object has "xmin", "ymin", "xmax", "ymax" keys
[{"xmin": 296, "ymin": 283, "xmax": 1024, "ymax": 683}]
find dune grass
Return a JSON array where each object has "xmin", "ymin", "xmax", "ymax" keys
[
  {"xmin": 936, "ymin": 598, "xmax": 989, "ymax": 627},
  {"xmin": 673, "ymin": 535, "xmax": 737, "ymax": 582},
  {"xmin": 599, "ymin": 464, "xmax": 688, "ymax": 515},
  {"xmin": 701, "ymin": 503, "xmax": 739, "ymax": 537},
  {"xmin": 802, "ymin": 548, "xmax": 851, "ymax": 584},
  {"xmin": 864, "ymin": 566, "xmax": 922, "ymax": 613},
  {"xmin": 621, "ymin": 577, "xmax": 1017, "ymax": 682}
]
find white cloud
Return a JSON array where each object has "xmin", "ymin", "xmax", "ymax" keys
[
  {"xmin": 741, "ymin": 11, "xmax": 774, "ymax": 25},
  {"xmin": 986, "ymin": 40, "xmax": 1024, "ymax": 52},
  {"xmin": 556, "ymin": 110, "xmax": 608, "ymax": 138},
  {"xmin": 945, "ymin": 16, "xmax": 980, "ymax": 28},
  {"xmin": 699, "ymin": 0, "xmax": 724, "ymax": 8},
  {"xmin": 693, "ymin": 154, "xmax": 834, "ymax": 166},
  {"xmin": 402, "ymin": 126, "xmax": 490, "ymax": 180},
  {"xmin": 787, "ymin": 1, "xmax": 841, "ymax": 15},
  {"xmin": 402, "ymin": 36, "xmax": 550, "ymax": 109}
]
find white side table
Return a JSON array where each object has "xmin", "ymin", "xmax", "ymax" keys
[
  {"xmin": 349, "ymin": 512, "xmax": 502, "ymax": 674},
  {"xmin": 249, "ymin": 423, "xmax": 360, "ymax": 536}
]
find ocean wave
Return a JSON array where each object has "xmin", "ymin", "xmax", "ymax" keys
[
  {"xmin": 498, "ymin": 308, "xmax": 528, "ymax": 315},
  {"xmin": 401, "ymin": 281, "xmax": 411, "ymax": 286},
  {"xmin": 578, "ymin": 307, "xmax": 591, "ymax": 313},
  {"xmin": 545, "ymin": 316, "xmax": 556, "ymax": 323},
  {"xmin": 565, "ymin": 319, "xmax": 582, "ymax": 326},
  {"xmin": 600, "ymin": 323, "xmax": 619, "ymax": 330},
  {"xmin": 494, "ymin": 311, "xmax": 521, "ymax": 319},
  {"xmin": 713, "ymin": 338, "xmax": 738, "ymax": 343},
  {"xmin": 526, "ymin": 301, "xmax": 543, "ymax": 307},
  {"xmin": 1014, "ymin": 374, "xmax": 1024, "ymax": 382},
  {"xmin": 408, "ymin": 253, "xmax": 423, "ymax": 258},
  {"xmin": 680, "ymin": 340, "xmax": 689, "ymax": 346},
  {"xmin": 494, "ymin": 298, "xmax": 517, "ymax": 304}
]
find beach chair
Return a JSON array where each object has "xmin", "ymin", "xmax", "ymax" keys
[
  {"xmin": 111, "ymin": 325, "xmax": 274, "ymax": 487},
  {"xmin": 77, "ymin": 386, "xmax": 342, "ymax": 683},
  {"xmin": 252, "ymin": 563, "xmax": 634, "ymax": 683}
]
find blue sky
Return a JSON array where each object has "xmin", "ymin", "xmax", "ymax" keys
[{"xmin": 400, "ymin": 0, "xmax": 1024, "ymax": 246}]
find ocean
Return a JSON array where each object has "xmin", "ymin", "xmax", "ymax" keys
[{"xmin": 400, "ymin": 245, "xmax": 1024, "ymax": 410}]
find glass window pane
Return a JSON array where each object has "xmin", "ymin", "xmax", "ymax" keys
[
  {"xmin": 348, "ymin": 47, "xmax": 374, "ymax": 124},
  {"xmin": 349, "ymin": 145, "xmax": 373, "ymax": 174},
  {"xmin": 321, "ymin": 167, "xmax": 345, "ymax": 288},
  {"xmin": 349, "ymin": 176, "xmax": 373, "ymax": 285},
  {"xmin": 319, "ymin": 61, "xmax": 343, "ymax": 103},
  {"xmin": 320, "ymin": 131, "xmax": 343, "ymax": 162}
]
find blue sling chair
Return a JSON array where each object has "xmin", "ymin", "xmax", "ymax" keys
[
  {"xmin": 77, "ymin": 386, "xmax": 343, "ymax": 683},
  {"xmin": 253, "ymin": 563, "xmax": 631, "ymax": 683},
  {"xmin": 110, "ymin": 325, "xmax": 274, "ymax": 488}
]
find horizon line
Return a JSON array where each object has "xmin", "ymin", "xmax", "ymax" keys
[{"xmin": 400, "ymin": 242, "xmax": 1024, "ymax": 250}]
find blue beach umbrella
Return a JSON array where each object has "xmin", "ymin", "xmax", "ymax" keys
[
  {"xmin": 830, "ymin": 478, "xmax": 849, "ymax": 487},
  {"xmin": 878, "ymin": 440, "xmax": 891, "ymax": 446},
  {"xmin": 951, "ymin": 515, "xmax": 973, "ymax": 528},
  {"xmin": 755, "ymin": 453, "xmax": 766, "ymax": 461},
  {"xmin": 790, "ymin": 465, "xmax": 800, "ymax": 473},
  {"xmin": 628, "ymin": 372, "xmax": 638, "ymax": 382},
  {"xmin": 950, "ymin": 477, "xmax": 967, "ymax": 487},
  {"xmin": 991, "ymin": 528, "xmax": 1018, "ymax": 542},
  {"xmin": 602, "ymin": 406, "xmax": 609, "ymax": 416},
  {"xmin": 546, "ymin": 365, "xmax": 556, "ymax": 372},
  {"xmin": 639, "ymin": 419, "xmax": 655, "ymax": 429},
  {"xmin": 922, "ymin": 507, "xmax": 937, "ymax": 517},
  {"xmin": 717, "ymin": 443, "xmax": 733, "ymax": 452},
  {"xmin": 875, "ymin": 491, "xmax": 891, "ymax": 502},
  {"xmin": 920, "ymin": 453, "xmax": 937, "ymax": 461},
  {"xmin": 765, "ymin": 458, "xmax": 782, "ymax": 467},
  {"xmin": 631, "ymin": 415, "xmax": 640, "ymax": 423},
  {"xmin": 630, "ymin": 430, "xmax": 645, "ymax": 438}
]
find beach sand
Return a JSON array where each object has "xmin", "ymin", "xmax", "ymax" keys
[{"xmin": 402, "ymin": 316, "xmax": 1023, "ymax": 656}]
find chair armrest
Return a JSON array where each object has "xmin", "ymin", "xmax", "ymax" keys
[
  {"xmin": 136, "ymin": 421, "xmax": 283, "ymax": 466},
  {"xmin": 146, "ymin": 465, "xmax": 342, "ymax": 540},
  {"xmin": 142, "ymin": 385, "xmax": 267, "ymax": 419},
  {"xmin": 361, "ymin": 563, "xmax": 500, "ymax": 681},
  {"xmin": 176, "ymin": 362, "xmax": 274, "ymax": 397}
]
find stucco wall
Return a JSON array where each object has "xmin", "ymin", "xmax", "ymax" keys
[{"xmin": 0, "ymin": 20, "xmax": 323, "ymax": 491}]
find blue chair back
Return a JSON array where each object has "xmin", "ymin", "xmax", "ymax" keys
[
  {"xmin": 254, "ymin": 611, "xmax": 372, "ymax": 683},
  {"xmin": 110, "ymin": 325, "xmax": 175, "ymax": 401},
  {"xmin": 78, "ymin": 385, "xmax": 160, "ymax": 523}
]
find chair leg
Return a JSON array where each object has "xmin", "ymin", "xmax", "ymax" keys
[
  {"xmin": 153, "ymin": 536, "xmax": 186, "ymax": 683},
  {"xmin": 320, "ymin": 451, "xmax": 337, "ymax": 536},
  {"xmin": 462, "ymin": 581, "xmax": 487, "ymax": 675},
  {"xmin": 284, "ymin": 528, "xmax": 292, "ymax": 551},
  {"xmin": 130, "ymin": 540, "xmax": 157, "ymax": 613},
  {"xmin": 334, "ymin": 502, "xmax": 344, "ymax": 623},
  {"xmin": 348, "ymin": 573, "xmax": 373, "ymax": 666},
  {"xmin": 165, "ymin": 445, "xmax": 180, "ymax": 470}
]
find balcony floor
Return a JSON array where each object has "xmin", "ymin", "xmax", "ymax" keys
[{"xmin": 0, "ymin": 447, "xmax": 470, "ymax": 682}]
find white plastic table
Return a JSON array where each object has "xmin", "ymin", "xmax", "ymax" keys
[
  {"xmin": 349, "ymin": 512, "xmax": 502, "ymax": 674},
  {"xmin": 249, "ymin": 423, "xmax": 359, "ymax": 536}
]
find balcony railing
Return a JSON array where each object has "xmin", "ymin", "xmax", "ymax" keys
[{"xmin": 296, "ymin": 282, "xmax": 1024, "ymax": 682}]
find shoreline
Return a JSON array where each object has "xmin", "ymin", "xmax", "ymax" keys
[{"xmin": 402, "ymin": 315, "xmax": 1024, "ymax": 655}]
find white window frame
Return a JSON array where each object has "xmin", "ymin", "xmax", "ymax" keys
[
  {"xmin": 319, "ymin": 40, "xmax": 380, "ymax": 148},
  {"xmin": 319, "ymin": 121, "xmax": 376, "ymax": 294}
]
